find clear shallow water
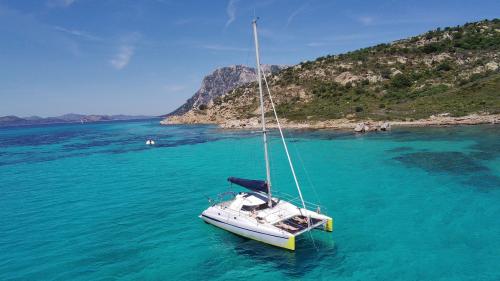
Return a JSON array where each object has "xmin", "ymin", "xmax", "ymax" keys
[{"xmin": 0, "ymin": 120, "xmax": 499, "ymax": 280}]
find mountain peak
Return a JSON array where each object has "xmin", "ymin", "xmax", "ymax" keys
[{"xmin": 165, "ymin": 64, "xmax": 286, "ymax": 116}]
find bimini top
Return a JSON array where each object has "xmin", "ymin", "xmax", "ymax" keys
[{"xmin": 228, "ymin": 177, "xmax": 268, "ymax": 193}]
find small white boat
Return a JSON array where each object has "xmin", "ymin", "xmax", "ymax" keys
[
  {"xmin": 146, "ymin": 139, "xmax": 155, "ymax": 145},
  {"xmin": 200, "ymin": 19, "xmax": 333, "ymax": 250}
]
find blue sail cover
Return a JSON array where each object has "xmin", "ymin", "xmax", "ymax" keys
[{"xmin": 228, "ymin": 177, "xmax": 268, "ymax": 193}]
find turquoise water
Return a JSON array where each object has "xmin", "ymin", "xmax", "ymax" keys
[{"xmin": 0, "ymin": 120, "xmax": 499, "ymax": 280}]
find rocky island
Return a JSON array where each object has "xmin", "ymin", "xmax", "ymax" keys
[{"xmin": 162, "ymin": 19, "xmax": 500, "ymax": 130}]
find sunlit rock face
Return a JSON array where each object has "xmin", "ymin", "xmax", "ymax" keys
[{"xmin": 166, "ymin": 64, "xmax": 286, "ymax": 117}]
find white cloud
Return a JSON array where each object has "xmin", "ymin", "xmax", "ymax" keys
[
  {"xmin": 174, "ymin": 18, "xmax": 193, "ymax": 26},
  {"xmin": 306, "ymin": 42, "xmax": 325, "ymax": 47},
  {"xmin": 201, "ymin": 44, "xmax": 248, "ymax": 52},
  {"xmin": 306, "ymin": 31, "xmax": 402, "ymax": 48},
  {"xmin": 287, "ymin": 3, "xmax": 308, "ymax": 27},
  {"xmin": 53, "ymin": 26, "xmax": 101, "ymax": 41},
  {"xmin": 358, "ymin": 16, "xmax": 374, "ymax": 26},
  {"xmin": 164, "ymin": 84, "xmax": 186, "ymax": 93},
  {"xmin": 351, "ymin": 14, "xmax": 445, "ymax": 27},
  {"xmin": 225, "ymin": 0, "xmax": 238, "ymax": 28},
  {"xmin": 47, "ymin": 0, "xmax": 77, "ymax": 8},
  {"xmin": 110, "ymin": 46, "xmax": 134, "ymax": 70},
  {"xmin": 109, "ymin": 32, "xmax": 140, "ymax": 70}
]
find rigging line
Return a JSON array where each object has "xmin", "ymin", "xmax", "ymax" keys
[
  {"xmin": 253, "ymin": 20, "xmax": 273, "ymax": 208},
  {"xmin": 260, "ymin": 68, "xmax": 306, "ymax": 213},
  {"xmin": 244, "ymin": 27, "xmax": 253, "ymax": 70},
  {"xmin": 260, "ymin": 66, "xmax": 318, "ymax": 251},
  {"xmin": 227, "ymin": 123, "xmax": 238, "ymax": 193},
  {"xmin": 290, "ymin": 139, "xmax": 323, "ymax": 209}
]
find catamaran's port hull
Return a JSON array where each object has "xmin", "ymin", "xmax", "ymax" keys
[{"xmin": 200, "ymin": 214, "xmax": 295, "ymax": 250}]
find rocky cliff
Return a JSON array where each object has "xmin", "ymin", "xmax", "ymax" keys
[
  {"xmin": 165, "ymin": 64, "xmax": 285, "ymax": 117},
  {"xmin": 162, "ymin": 19, "xmax": 500, "ymax": 128}
]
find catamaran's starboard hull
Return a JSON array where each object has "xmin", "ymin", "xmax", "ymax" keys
[{"xmin": 200, "ymin": 213, "xmax": 295, "ymax": 250}]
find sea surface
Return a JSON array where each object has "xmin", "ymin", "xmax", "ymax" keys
[{"xmin": 0, "ymin": 120, "xmax": 499, "ymax": 280}]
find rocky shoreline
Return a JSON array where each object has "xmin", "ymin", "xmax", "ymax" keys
[{"xmin": 161, "ymin": 113, "xmax": 499, "ymax": 131}]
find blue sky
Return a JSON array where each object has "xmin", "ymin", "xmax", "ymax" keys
[{"xmin": 1, "ymin": 0, "xmax": 499, "ymax": 117}]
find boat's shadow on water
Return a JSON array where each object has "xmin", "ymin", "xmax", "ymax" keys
[{"xmin": 217, "ymin": 231, "xmax": 339, "ymax": 278}]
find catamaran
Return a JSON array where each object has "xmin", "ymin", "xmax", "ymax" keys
[{"xmin": 200, "ymin": 19, "xmax": 333, "ymax": 250}]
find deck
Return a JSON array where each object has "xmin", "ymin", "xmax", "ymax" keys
[{"xmin": 273, "ymin": 215, "xmax": 325, "ymax": 234}]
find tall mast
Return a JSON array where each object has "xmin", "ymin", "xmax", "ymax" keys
[{"xmin": 252, "ymin": 19, "xmax": 272, "ymax": 207}]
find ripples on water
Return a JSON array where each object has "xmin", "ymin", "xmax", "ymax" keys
[{"xmin": 0, "ymin": 121, "xmax": 499, "ymax": 280}]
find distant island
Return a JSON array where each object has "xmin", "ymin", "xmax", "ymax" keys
[
  {"xmin": 162, "ymin": 19, "xmax": 500, "ymax": 129},
  {"xmin": 0, "ymin": 113, "xmax": 154, "ymax": 127}
]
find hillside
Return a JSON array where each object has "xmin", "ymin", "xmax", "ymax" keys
[{"xmin": 162, "ymin": 19, "xmax": 500, "ymax": 128}]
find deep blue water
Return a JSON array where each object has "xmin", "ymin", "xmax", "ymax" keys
[{"xmin": 0, "ymin": 120, "xmax": 499, "ymax": 280}]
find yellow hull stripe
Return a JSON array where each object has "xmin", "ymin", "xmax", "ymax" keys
[
  {"xmin": 285, "ymin": 235, "xmax": 295, "ymax": 250},
  {"xmin": 325, "ymin": 217, "xmax": 333, "ymax": 232}
]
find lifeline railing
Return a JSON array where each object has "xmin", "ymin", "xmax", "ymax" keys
[
  {"xmin": 208, "ymin": 190, "xmax": 327, "ymax": 215},
  {"xmin": 272, "ymin": 190, "xmax": 327, "ymax": 214}
]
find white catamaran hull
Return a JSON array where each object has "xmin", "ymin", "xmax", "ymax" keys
[
  {"xmin": 200, "ymin": 210, "xmax": 295, "ymax": 250},
  {"xmin": 200, "ymin": 199, "xmax": 333, "ymax": 250}
]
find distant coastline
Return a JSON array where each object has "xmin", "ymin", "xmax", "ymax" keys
[{"xmin": 0, "ymin": 114, "xmax": 156, "ymax": 128}]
